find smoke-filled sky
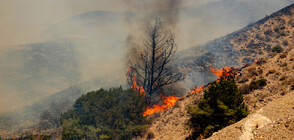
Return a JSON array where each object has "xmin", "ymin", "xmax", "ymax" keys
[
  {"xmin": 0, "ymin": 0, "xmax": 292, "ymax": 46},
  {"xmin": 0, "ymin": 0, "xmax": 293, "ymax": 114},
  {"xmin": 0, "ymin": 0, "xmax": 217, "ymax": 46}
]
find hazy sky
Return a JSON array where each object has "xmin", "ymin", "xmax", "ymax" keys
[{"xmin": 0, "ymin": 0, "xmax": 221, "ymax": 46}]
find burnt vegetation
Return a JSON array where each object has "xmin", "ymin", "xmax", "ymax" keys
[{"xmin": 128, "ymin": 18, "xmax": 185, "ymax": 103}]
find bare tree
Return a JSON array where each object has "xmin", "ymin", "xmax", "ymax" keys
[{"xmin": 128, "ymin": 18, "xmax": 185, "ymax": 102}]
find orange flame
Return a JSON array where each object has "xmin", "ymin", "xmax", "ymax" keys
[
  {"xmin": 143, "ymin": 94, "xmax": 181, "ymax": 117},
  {"xmin": 129, "ymin": 68, "xmax": 181, "ymax": 117},
  {"xmin": 189, "ymin": 85, "xmax": 204, "ymax": 95},
  {"xmin": 130, "ymin": 76, "xmax": 145, "ymax": 95},
  {"xmin": 210, "ymin": 66, "xmax": 234, "ymax": 81}
]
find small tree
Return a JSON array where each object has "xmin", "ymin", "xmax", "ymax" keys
[
  {"xmin": 188, "ymin": 76, "xmax": 248, "ymax": 139},
  {"xmin": 128, "ymin": 18, "xmax": 185, "ymax": 103}
]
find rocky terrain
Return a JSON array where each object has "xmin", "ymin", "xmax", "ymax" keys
[
  {"xmin": 136, "ymin": 44, "xmax": 294, "ymax": 140},
  {"xmin": 136, "ymin": 4, "xmax": 294, "ymax": 140},
  {"xmin": 180, "ymin": 3, "xmax": 294, "ymax": 87},
  {"xmin": 135, "ymin": 91, "xmax": 204, "ymax": 140},
  {"xmin": 208, "ymin": 46, "xmax": 294, "ymax": 140}
]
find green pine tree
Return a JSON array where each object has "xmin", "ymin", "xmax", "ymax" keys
[{"xmin": 188, "ymin": 76, "xmax": 248, "ymax": 138}]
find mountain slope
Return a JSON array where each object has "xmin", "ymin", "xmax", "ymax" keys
[
  {"xmin": 207, "ymin": 45, "xmax": 294, "ymax": 140},
  {"xmin": 136, "ymin": 39, "xmax": 294, "ymax": 140},
  {"xmin": 179, "ymin": 3, "xmax": 294, "ymax": 87},
  {"xmin": 136, "ymin": 4, "xmax": 294, "ymax": 139}
]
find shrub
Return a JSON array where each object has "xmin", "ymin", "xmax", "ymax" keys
[
  {"xmin": 273, "ymin": 26, "xmax": 280, "ymax": 33},
  {"xmin": 272, "ymin": 45, "xmax": 283, "ymax": 53},
  {"xmin": 281, "ymin": 62, "xmax": 287, "ymax": 67},
  {"xmin": 61, "ymin": 87, "xmax": 149, "ymax": 139},
  {"xmin": 240, "ymin": 84, "xmax": 251, "ymax": 95},
  {"xmin": 265, "ymin": 36, "xmax": 271, "ymax": 42},
  {"xmin": 280, "ymin": 53, "xmax": 287, "ymax": 59},
  {"xmin": 268, "ymin": 69, "xmax": 276, "ymax": 74},
  {"xmin": 280, "ymin": 75, "xmax": 287, "ymax": 81},
  {"xmin": 283, "ymin": 40, "xmax": 288, "ymax": 46},
  {"xmin": 147, "ymin": 132, "xmax": 155, "ymax": 139},
  {"xmin": 248, "ymin": 66, "xmax": 258, "ymax": 77},
  {"xmin": 187, "ymin": 76, "xmax": 248, "ymax": 139},
  {"xmin": 249, "ymin": 78, "xmax": 267, "ymax": 90},
  {"xmin": 264, "ymin": 29, "xmax": 273, "ymax": 35}
]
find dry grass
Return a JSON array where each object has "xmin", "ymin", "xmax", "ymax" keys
[
  {"xmin": 279, "ymin": 75, "xmax": 287, "ymax": 81},
  {"xmin": 280, "ymin": 62, "xmax": 287, "ymax": 67},
  {"xmin": 237, "ymin": 77, "xmax": 249, "ymax": 83},
  {"xmin": 279, "ymin": 53, "xmax": 287, "ymax": 58},
  {"xmin": 248, "ymin": 66, "xmax": 258, "ymax": 77}
]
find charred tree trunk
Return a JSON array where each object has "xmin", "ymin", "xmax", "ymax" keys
[{"xmin": 128, "ymin": 18, "xmax": 185, "ymax": 104}]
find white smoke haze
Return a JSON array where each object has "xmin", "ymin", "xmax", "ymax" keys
[{"xmin": 0, "ymin": 0, "xmax": 293, "ymax": 124}]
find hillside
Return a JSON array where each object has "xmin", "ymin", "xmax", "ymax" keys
[
  {"xmin": 135, "ymin": 40, "xmax": 294, "ymax": 140},
  {"xmin": 136, "ymin": 4, "xmax": 294, "ymax": 139},
  {"xmin": 207, "ymin": 46, "xmax": 294, "ymax": 140},
  {"xmin": 179, "ymin": 3, "xmax": 294, "ymax": 87},
  {"xmin": 0, "ymin": 2, "xmax": 293, "ymax": 139}
]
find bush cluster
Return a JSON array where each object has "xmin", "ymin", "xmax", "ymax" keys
[
  {"xmin": 271, "ymin": 45, "xmax": 283, "ymax": 53},
  {"xmin": 61, "ymin": 87, "xmax": 149, "ymax": 139},
  {"xmin": 249, "ymin": 78, "xmax": 267, "ymax": 90},
  {"xmin": 187, "ymin": 76, "xmax": 248, "ymax": 139}
]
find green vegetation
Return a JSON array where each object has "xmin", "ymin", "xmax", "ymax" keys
[
  {"xmin": 240, "ymin": 78, "xmax": 267, "ymax": 95},
  {"xmin": 18, "ymin": 135, "xmax": 50, "ymax": 140},
  {"xmin": 271, "ymin": 45, "xmax": 283, "ymax": 53},
  {"xmin": 249, "ymin": 78, "xmax": 267, "ymax": 90},
  {"xmin": 61, "ymin": 87, "xmax": 149, "ymax": 139},
  {"xmin": 187, "ymin": 76, "xmax": 248, "ymax": 139}
]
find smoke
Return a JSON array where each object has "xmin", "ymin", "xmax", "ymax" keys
[
  {"xmin": 0, "ymin": 0, "xmax": 291, "ymax": 113},
  {"xmin": 123, "ymin": 0, "xmax": 185, "ymax": 48},
  {"xmin": 124, "ymin": 0, "xmax": 187, "ymax": 99},
  {"xmin": 0, "ymin": 0, "xmax": 293, "ymax": 137}
]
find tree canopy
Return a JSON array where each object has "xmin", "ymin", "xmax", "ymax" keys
[
  {"xmin": 61, "ymin": 87, "xmax": 149, "ymax": 139},
  {"xmin": 188, "ymin": 76, "xmax": 248, "ymax": 139}
]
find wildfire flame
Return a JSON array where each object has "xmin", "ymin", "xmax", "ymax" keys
[
  {"xmin": 189, "ymin": 85, "xmax": 204, "ymax": 95},
  {"xmin": 210, "ymin": 66, "xmax": 234, "ymax": 81},
  {"xmin": 130, "ymin": 76, "xmax": 145, "ymax": 95},
  {"xmin": 130, "ymin": 66, "xmax": 235, "ymax": 117},
  {"xmin": 129, "ymin": 73, "xmax": 181, "ymax": 117},
  {"xmin": 143, "ymin": 94, "xmax": 181, "ymax": 117}
]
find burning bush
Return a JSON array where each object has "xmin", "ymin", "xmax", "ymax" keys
[
  {"xmin": 60, "ymin": 87, "xmax": 149, "ymax": 139},
  {"xmin": 187, "ymin": 76, "xmax": 248, "ymax": 139}
]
